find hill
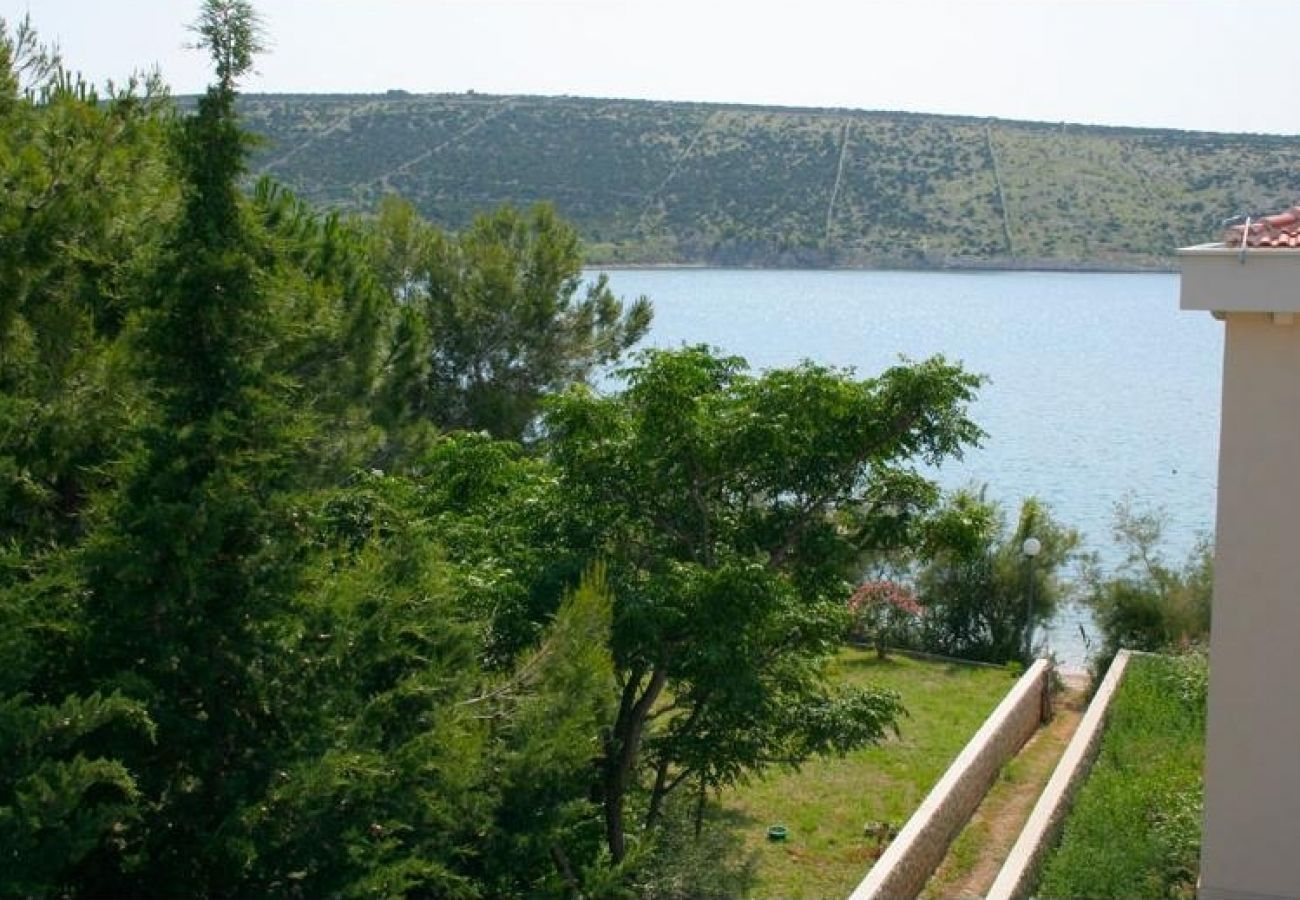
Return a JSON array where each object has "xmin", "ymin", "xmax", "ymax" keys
[{"xmin": 239, "ymin": 92, "xmax": 1300, "ymax": 270}]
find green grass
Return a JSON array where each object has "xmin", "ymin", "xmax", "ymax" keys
[
  {"xmin": 714, "ymin": 649, "xmax": 1015, "ymax": 900},
  {"xmin": 935, "ymin": 817, "xmax": 988, "ymax": 887},
  {"xmin": 1036, "ymin": 653, "xmax": 1206, "ymax": 899}
]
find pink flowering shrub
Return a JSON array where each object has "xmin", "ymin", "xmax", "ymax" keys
[{"xmin": 848, "ymin": 580, "xmax": 925, "ymax": 659}]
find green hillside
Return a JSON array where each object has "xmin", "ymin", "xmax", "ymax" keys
[{"xmin": 239, "ymin": 92, "xmax": 1300, "ymax": 269}]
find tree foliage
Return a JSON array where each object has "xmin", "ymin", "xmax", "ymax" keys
[
  {"xmin": 238, "ymin": 473, "xmax": 616, "ymax": 899},
  {"xmin": 915, "ymin": 489, "xmax": 1079, "ymax": 663},
  {"xmin": 0, "ymin": 20, "xmax": 172, "ymax": 551},
  {"xmin": 1085, "ymin": 499, "xmax": 1212, "ymax": 676},
  {"xmin": 0, "ymin": 25, "xmax": 173, "ymax": 892},
  {"xmin": 64, "ymin": 2, "xmax": 323, "ymax": 888},
  {"xmin": 368, "ymin": 197, "xmax": 652, "ymax": 440},
  {"xmin": 0, "ymin": 9, "xmax": 632, "ymax": 894},
  {"xmin": 0, "ymin": 691, "xmax": 154, "ymax": 896},
  {"xmin": 542, "ymin": 346, "xmax": 983, "ymax": 860},
  {"xmin": 189, "ymin": 0, "xmax": 264, "ymax": 91}
]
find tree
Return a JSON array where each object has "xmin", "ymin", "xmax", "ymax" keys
[
  {"xmin": 541, "ymin": 345, "xmax": 984, "ymax": 861},
  {"xmin": 188, "ymin": 0, "xmax": 264, "ymax": 93},
  {"xmin": 1084, "ymin": 499, "xmax": 1212, "ymax": 675},
  {"xmin": 1, "ymin": 7, "xmax": 630, "ymax": 896},
  {"xmin": 252, "ymin": 180, "xmax": 387, "ymax": 410},
  {"xmin": 0, "ymin": 691, "xmax": 154, "ymax": 897},
  {"xmin": 370, "ymin": 198, "xmax": 652, "ymax": 440},
  {"xmin": 65, "ymin": 2, "xmax": 310, "ymax": 890},
  {"xmin": 847, "ymin": 580, "xmax": 924, "ymax": 659},
  {"xmin": 236, "ymin": 471, "xmax": 617, "ymax": 899},
  {"xmin": 0, "ymin": 17, "xmax": 172, "ymax": 551},
  {"xmin": 916, "ymin": 489, "xmax": 1079, "ymax": 663},
  {"xmin": 0, "ymin": 19, "xmax": 172, "ymax": 894}
]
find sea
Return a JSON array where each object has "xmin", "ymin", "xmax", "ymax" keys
[{"xmin": 590, "ymin": 268, "xmax": 1223, "ymax": 670}]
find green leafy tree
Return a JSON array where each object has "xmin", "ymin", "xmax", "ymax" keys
[
  {"xmin": 478, "ymin": 562, "xmax": 618, "ymax": 897},
  {"xmin": 0, "ymin": 19, "xmax": 170, "ymax": 895},
  {"xmin": 238, "ymin": 476, "xmax": 486, "ymax": 899},
  {"xmin": 0, "ymin": 692, "xmax": 154, "ymax": 896},
  {"xmin": 916, "ymin": 489, "xmax": 1079, "ymax": 663},
  {"xmin": 542, "ymin": 345, "xmax": 984, "ymax": 861},
  {"xmin": 361, "ymin": 195, "xmax": 443, "ymax": 458},
  {"xmin": 370, "ymin": 198, "xmax": 652, "ymax": 440},
  {"xmin": 252, "ymin": 179, "xmax": 391, "ymax": 416},
  {"xmin": 2, "ymin": 6, "xmax": 627, "ymax": 896}
]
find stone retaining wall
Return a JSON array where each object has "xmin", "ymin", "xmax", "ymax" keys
[
  {"xmin": 848, "ymin": 658, "xmax": 1052, "ymax": 900},
  {"xmin": 984, "ymin": 649, "xmax": 1133, "ymax": 900}
]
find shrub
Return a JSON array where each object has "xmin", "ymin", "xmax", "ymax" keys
[
  {"xmin": 846, "ymin": 580, "xmax": 924, "ymax": 658},
  {"xmin": 1086, "ymin": 500, "xmax": 1212, "ymax": 678}
]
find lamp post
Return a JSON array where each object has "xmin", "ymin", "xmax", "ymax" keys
[{"xmin": 1022, "ymin": 536, "xmax": 1042, "ymax": 660}]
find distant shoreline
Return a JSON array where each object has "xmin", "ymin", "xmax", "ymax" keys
[{"xmin": 584, "ymin": 258, "xmax": 1178, "ymax": 276}]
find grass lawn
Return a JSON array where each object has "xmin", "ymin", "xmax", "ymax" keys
[
  {"xmin": 713, "ymin": 649, "xmax": 1016, "ymax": 900},
  {"xmin": 1035, "ymin": 652, "xmax": 1206, "ymax": 899}
]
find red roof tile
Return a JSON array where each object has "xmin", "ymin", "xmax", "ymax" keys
[{"xmin": 1223, "ymin": 205, "xmax": 1300, "ymax": 248}]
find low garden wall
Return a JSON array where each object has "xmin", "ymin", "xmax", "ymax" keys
[
  {"xmin": 848, "ymin": 658, "xmax": 1051, "ymax": 900},
  {"xmin": 984, "ymin": 649, "xmax": 1133, "ymax": 900}
]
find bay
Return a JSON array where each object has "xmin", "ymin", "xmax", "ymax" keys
[{"xmin": 592, "ymin": 268, "xmax": 1224, "ymax": 668}]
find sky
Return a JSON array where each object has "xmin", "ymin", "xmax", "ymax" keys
[{"xmin": 3, "ymin": 0, "xmax": 1297, "ymax": 136}]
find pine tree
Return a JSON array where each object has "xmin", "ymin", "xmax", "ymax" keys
[
  {"xmin": 369, "ymin": 199, "xmax": 653, "ymax": 441},
  {"xmin": 0, "ymin": 18, "xmax": 169, "ymax": 894},
  {"xmin": 0, "ymin": 16, "xmax": 172, "ymax": 551}
]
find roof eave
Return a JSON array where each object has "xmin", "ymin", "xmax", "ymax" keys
[{"xmin": 1180, "ymin": 243, "xmax": 1300, "ymax": 314}]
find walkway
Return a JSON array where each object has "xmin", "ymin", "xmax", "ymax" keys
[{"xmin": 919, "ymin": 677, "xmax": 1089, "ymax": 899}]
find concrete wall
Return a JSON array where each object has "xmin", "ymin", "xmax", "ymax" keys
[
  {"xmin": 985, "ymin": 650, "xmax": 1133, "ymax": 900},
  {"xmin": 848, "ymin": 659, "xmax": 1050, "ymax": 900},
  {"xmin": 1198, "ymin": 312, "xmax": 1300, "ymax": 900},
  {"xmin": 1179, "ymin": 246, "xmax": 1300, "ymax": 314}
]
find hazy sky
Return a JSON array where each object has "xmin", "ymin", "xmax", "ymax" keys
[{"xmin": 4, "ymin": 1, "xmax": 1296, "ymax": 135}]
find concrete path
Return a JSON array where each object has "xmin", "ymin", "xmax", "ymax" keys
[{"xmin": 918, "ymin": 680, "xmax": 1090, "ymax": 899}]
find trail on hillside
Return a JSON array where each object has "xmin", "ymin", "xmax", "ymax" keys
[
  {"xmin": 241, "ymin": 93, "xmax": 1300, "ymax": 268},
  {"xmin": 824, "ymin": 120, "xmax": 851, "ymax": 248},
  {"xmin": 369, "ymin": 98, "xmax": 516, "ymax": 193},
  {"xmin": 636, "ymin": 112, "xmax": 718, "ymax": 235},
  {"xmin": 985, "ymin": 125, "xmax": 1015, "ymax": 257},
  {"xmin": 257, "ymin": 99, "xmax": 381, "ymax": 175}
]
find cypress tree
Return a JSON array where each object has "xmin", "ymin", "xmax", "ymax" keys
[{"xmin": 73, "ymin": 3, "xmax": 300, "ymax": 892}]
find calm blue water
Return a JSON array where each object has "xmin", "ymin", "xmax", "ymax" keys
[{"xmin": 591, "ymin": 268, "xmax": 1224, "ymax": 668}]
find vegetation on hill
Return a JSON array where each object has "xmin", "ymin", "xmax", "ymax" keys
[{"xmin": 238, "ymin": 92, "xmax": 1300, "ymax": 270}]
